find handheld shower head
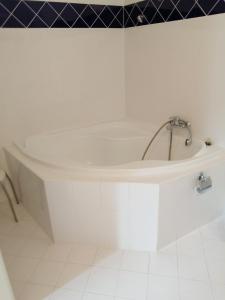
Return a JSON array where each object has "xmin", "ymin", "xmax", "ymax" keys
[{"xmin": 185, "ymin": 122, "xmax": 192, "ymax": 146}]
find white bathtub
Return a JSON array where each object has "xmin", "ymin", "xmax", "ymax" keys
[
  {"xmin": 5, "ymin": 121, "xmax": 225, "ymax": 251},
  {"xmin": 15, "ymin": 121, "xmax": 211, "ymax": 176}
]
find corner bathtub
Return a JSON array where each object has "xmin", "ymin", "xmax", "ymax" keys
[{"xmin": 5, "ymin": 121, "xmax": 225, "ymax": 251}]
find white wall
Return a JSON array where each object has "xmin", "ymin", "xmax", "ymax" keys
[
  {"xmin": 125, "ymin": 14, "xmax": 225, "ymax": 146},
  {"xmin": 2, "ymin": 11, "xmax": 225, "ymax": 171},
  {"xmin": 0, "ymin": 29, "xmax": 125, "ymax": 166}
]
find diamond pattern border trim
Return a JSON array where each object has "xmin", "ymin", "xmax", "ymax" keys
[
  {"xmin": 1, "ymin": 0, "xmax": 225, "ymax": 28},
  {"xmin": 0, "ymin": 0, "xmax": 123, "ymax": 28},
  {"xmin": 124, "ymin": 0, "xmax": 225, "ymax": 28}
]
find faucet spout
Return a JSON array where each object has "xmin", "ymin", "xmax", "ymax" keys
[
  {"xmin": 142, "ymin": 116, "xmax": 193, "ymax": 161},
  {"xmin": 169, "ymin": 116, "xmax": 192, "ymax": 146}
]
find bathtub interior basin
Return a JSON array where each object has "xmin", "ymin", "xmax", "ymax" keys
[{"xmin": 15, "ymin": 121, "xmax": 206, "ymax": 170}]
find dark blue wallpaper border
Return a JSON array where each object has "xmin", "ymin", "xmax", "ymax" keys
[
  {"xmin": 124, "ymin": 0, "xmax": 225, "ymax": 28},
  {"xmin": 1, "ymin": 0, "xmax": 225, "ymax": 28},
  {"xmin": 0, "ymin": 0, "xmax": 123, "ymax": 28}
]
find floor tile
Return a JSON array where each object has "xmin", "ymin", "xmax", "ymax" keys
[
  {"xmin": 116, "ymin": 270, "xmax": 148, "ymax": 300},
  {"xmin": 50, "ymin": 289, "xmax": 83, "ymax": 300},
  {"xmin": 1, "ymin": 201, "xmax": 225, "ymax": 300},
  {"xmin": 8, "ymin": 256, "xmax": 39, "ymax": 281},
  {"xmin": 94, "ymin": 248, "xmax": 123, "ymax": 269},
  {"xmin": 206, "ymin": 257, "xmax": 225, "ymax": 284},
  {"xmin": 31, "ymin": 260, "xmax": 64, "ymax": 285},
  {"xmin": 179, "ymin": 279, "xmax": 213, "ymax": 300},
  {"xmin": 43, "ymin": 243, "xmax": 71, "ymax": 262},
  {"xmin": 213, "ymin": 283, "xmax": 225, "ymax": 300},
  {"xmin": 203, "ymin": 239, "xmax": 225, "ymax": 259},
  {"xmin": 147, "ymin": 275, "xmax": 179, "ymax": 300},
  {"xmin": 8, "ymin": 219, "xmax": 38, "ymax": 238},
  {"xmin": 20, "ymin": 238, "xmax": 51, "ymax": 259},
  {"xmin": 83, "ymin": 293, "xmax": 114, "ymax": 300},
  {"xmin": 68, "ymin": 244, "xmax": 97, "ymax": 265},
  {"xmin": 178, "ymin": 255, "xmax": 209, "ymax": 281},
  {"xmin": 150, "ymin": 253, "xmax": 178, "ymax": 277},
  {"xmin": 11, "ymin": 280, "xmax": 26, "ymax": 299},
  {"xmin": 1, "ymin": 254, "xmax": 15, "ymax": 269},
  {"xmin": 0, "ymin": 236, "xmax": 25, "ymax": 256},
  {"xmin": 177, "ymin": 231, "xmax": 204, "ymax": 257},
  {"xmin": 121, "ymin": 250, "xmax": 150, "ymax": 273},
  {"xmin": 201, "ymin": 220, "xmax": 225, "ymax": 242},
  {"xmin": 0, "ymin": 219, "xmax": 15, "ymax": 235},
  {"xmin": 32, "ymin": 225, "xmax": 51, "ymax": 241},
  {"xmin": 87, "ymin": 267, "xmax": 119, "ymax": 296},
  {"xmin": 0, "ymin": 201, "xmax": 19, "ymax": 221},
  {"xmin": 159, "ymin": 242, "xmax": 177, "ymax": 256},
  {"xmin": 57, "ymin": 263, "xmax": 91, "ymax": 292},
  {"xmin": 18, "ymin": 283, "xmax": 54, "ymax": 300},
  {"xmin": 13, "ymin": 204, "xmax": 32, "ymax": 220}
]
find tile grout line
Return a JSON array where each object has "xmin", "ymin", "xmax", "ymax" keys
[
  {"xmin": 2, "ymin": 201, "xmax": 225, "ymax": 299},
  {"xmin": 80, "ymin": 245, "xmax": 99, "ymax": 299},
  {"xmin": 176, "ymin": 234, "xmax": 182, "ymax": 300},
  {"xmin": 1, "ymin": 0, "xmax": 26, "ymax": 28},
  {"xmin": 145, "ymin": 251, "xmax": 152, "ymax": 299},
  {"xmin": 199, "ymin": 229, "xmax": 216, "ymax": 300},
  {"xmin": 25, "ymin": 1, "xmax": 49, "ymax": 28}
]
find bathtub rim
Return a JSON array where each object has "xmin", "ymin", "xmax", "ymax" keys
[
  {"xmin": 13, "ymin": 120, "xmax": 206, "ymax": 171},
  {"xmin": 4, "ymin": 143, "xmax": 225, "ymax": 184}
]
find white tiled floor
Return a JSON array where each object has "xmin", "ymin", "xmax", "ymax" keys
[{"xmin": 1, "ymin": 201, "xmax": 225, "ymax": 300}]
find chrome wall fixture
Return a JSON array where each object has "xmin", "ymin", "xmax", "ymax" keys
[
  {"xmin": 142, "ymin": 116, "xmax": 192, "ymax": 161},
  {"xmin": 196, "ymin": 172, "xmax": 212, "ymax": 194}
]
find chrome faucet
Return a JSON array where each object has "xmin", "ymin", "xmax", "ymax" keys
[
  {"xmin": 169, "ymin": 116, "xmax": 192, "ymax": 146},
  {"xmin": 142, "ymin": 116, "xmax": 193, "ymax": 161}
]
